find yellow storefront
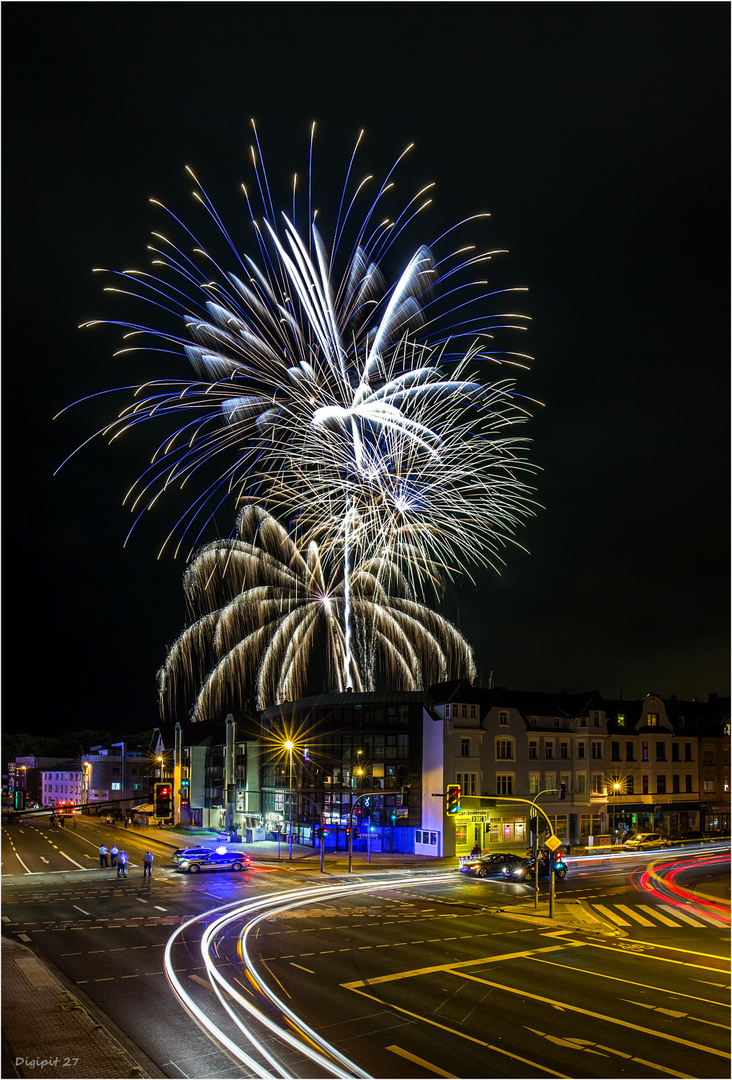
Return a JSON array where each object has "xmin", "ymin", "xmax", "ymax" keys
[{"xmin": 454, "ymin": 806, "xmax": 528, "ymax": 854}]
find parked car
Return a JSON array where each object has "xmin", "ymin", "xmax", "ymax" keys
[
  {"xmin": 177, "ymin": 851, "xmax": 251, "ymax": 874},
  {"xmin": 172, "ymin": 846, "xmax": 215, "ymax": 865},
  {"xmin": 622, "ymin": 833, "xmax": 669, "ymax": 850},
  {"xmin": 503, "ymin": 855, "xmax": 568, "ymax": 882},
  {"xmin": 460, "ymin": 852, "xmax": 524, "ymax": 877},
  {"xmin": 673, "ymin": 831, "xmax": 705, "ymax": 843}
]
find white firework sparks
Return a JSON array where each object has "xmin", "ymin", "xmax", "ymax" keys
[{"xmin": 159, "ymin": 505, "xmax": 476, "ymax": 714}]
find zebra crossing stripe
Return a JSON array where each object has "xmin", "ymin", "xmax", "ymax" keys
[
  {"xmin": 614, "ymin": 904, "xmax": 656, "ymax": 927},
  {"xmin": 656, "ymin": 904, "xmax": 715, "ymax": 928},
  {"xmin": 636, "ymin": 905, "xmax": 681, "ymax": 927},
  {"xmin": 593, "ymin": 904, "xmax": 631, "ymax": 927}
]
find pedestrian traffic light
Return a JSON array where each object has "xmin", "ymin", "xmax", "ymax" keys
[
  {"xmin": 560, "ymin": 783, "xmax": 567, "ymax": 800},
  {"xmin": 154, "ymin": 783, "xmax": 172, "ymax": 819},
  {"xmin": 446, "ymin": 785, "xmax": 461, "ymax": 815},
  {"xmin": 13, "ymin": 788, "xmax": 25, "ymax": 811}
]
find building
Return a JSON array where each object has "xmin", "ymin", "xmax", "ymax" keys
[
  {"xmin": 40, "ymin": 761, "xmax": 83, "ymax": 809},
  {"xmin": 8, "ymin": 757, "xmax": 72, "ymax": 809},
  {"xmin": 81, "ymin": 742, "xmax": 147, "ymax": 811}
]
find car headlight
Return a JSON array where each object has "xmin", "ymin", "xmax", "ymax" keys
[{"xmin": 179, "ymin": 861, "xmax": 189, "ymax": 868}]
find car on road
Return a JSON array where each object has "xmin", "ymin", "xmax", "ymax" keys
[
  {"xmin": 460, "ymin": 852, "xmax": 524, "ymax": 877},
  {"xmin": 622, "ymin": 833, "xmax": 669, "ymax": 851},
  {"xmin": 503, "ymin": 856, "xmax": 568, "ymax": 882},
  {"xmin": 176, "ymin": 851, "xmax": 251, "ymax": 874},
  {"xmin": 171, "ymin": 846, "xmax": 215, "ymax": 865}
]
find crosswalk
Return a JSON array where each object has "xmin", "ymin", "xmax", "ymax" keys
[{"xmin": 575, "ymin": 899, "xmax": 725, "ymax": 929}]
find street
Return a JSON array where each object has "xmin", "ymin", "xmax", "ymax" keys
[{"xmin": 2, "ymin": 814, "xmax": 730, "ymax": 1078}]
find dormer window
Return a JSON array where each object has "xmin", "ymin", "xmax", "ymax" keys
[
  {"xmin": 647, "ymin": 713, "xmax": 658, "ymax": 727},
  {"xmin": 617, "ymin": 713, "xmax": 625, "ymax": 727},
  {"xmin": 499, "ymin": 711, "xmax": 509, "ymax": 726}
]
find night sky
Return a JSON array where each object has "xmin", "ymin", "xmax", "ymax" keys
[{"xmin": 4, "ymin": 4, "xmax": 729, "ymax": 738}]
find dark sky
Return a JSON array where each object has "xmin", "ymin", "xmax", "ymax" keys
[{"xmin": 4, "ymin": 3, "xmax": 729, "ymax": 737}]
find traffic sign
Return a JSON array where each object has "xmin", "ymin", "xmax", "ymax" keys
[{"xmin": 544, "ymin": 834, "xmax": 563, "ymax": 852}]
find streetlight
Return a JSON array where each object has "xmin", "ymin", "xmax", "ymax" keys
[{"xmin": 284, "ymin": 740, "xmax": 294, "ymax": 860}]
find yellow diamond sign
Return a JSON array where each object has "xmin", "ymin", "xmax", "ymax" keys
[{"xmin": 544, "ymin": 834, "xmax": 563, "ymax": 852}]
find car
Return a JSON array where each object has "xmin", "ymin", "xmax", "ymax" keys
[
  {"xmin": 177, "ymin": 851, "xmax": 251, "ymax": 874},
  {"xmin": 460, "ymin": 853, "xmax": 524, "ymax": 877},
  {"xmin": 171, "ymin": 846, "xmax": 215, "ymax": 865},
  {"xmin": 673, "ymin": 831, "xmax": 705, "ymax": 843},
  {"xmin": 503, "ymin": 855, "xmax": 568, "ymax": 882},
  {"xmin": 622, "ymin": 833, "xmax": 668, "ymax": 851}
]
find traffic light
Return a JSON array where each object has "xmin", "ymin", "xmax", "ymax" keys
[
  {"xmin": 13, "ymin": 788, "xmax": 25, "ymax": 811},
  {"xmin": 154, "ymin": 782, "xmax": 172, "ymax": 819},
  {"xmin": 560, "ymin": 783, "xmax": 567, "ymax": 800},
  {"xmin": 446, "ymin": 784, "xmax": 461, "ymax": 815},
  {"xmin": 352, "ymin": 826, "xmax": 360, "ymax": 839}
]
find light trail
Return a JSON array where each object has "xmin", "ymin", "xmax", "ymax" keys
[
  {"xmin": 163, "ymin": 871, "xmax": 457, "ymax": 1078},
  {"xmin": 637, "ymin": 852, "xmax": 731, "ymax": 925}
]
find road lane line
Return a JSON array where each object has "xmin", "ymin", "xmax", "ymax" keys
[
  {"xmin": 454, "ymin": 970, "xmax": 730, "ymax": 1062},
  {"xmin": 530, "ymin": 955, "xmax": 727, "ymax": 1006},
  {"xmin": 289, "ymin": 963, "xmax": 315, "ymax": 973},
  {"xmin": 386, "ymin": 1044, "xmax": 457, "ymax": 1078},
  {"xmin": 346, "ymin": 985, "xmax": 569, "ymax": 1076},
  {"xmin": 73, "ymin": 905, "xmax": 90, "ymax": 915}
]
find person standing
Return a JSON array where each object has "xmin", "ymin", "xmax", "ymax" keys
[
  {"xmin": 117, "ymin": 851, "xmax": 128, "ymax": 878},
  {"xmin": 99, "ymin": 844, "xmax": 109, "ymax": 868},
  {"xmin": 143, "ymin": 851, "xmax": 153, "ymax": 878},
  {"xmin": 109, "ymin": 844, "xmax": 119, "ymax": 867}
]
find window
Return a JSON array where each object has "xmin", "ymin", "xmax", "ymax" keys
[
  {"xmin": 529, "ymin": 773, "xmax": 540, "ymax": 795},
  {"xmin": 656, "ymin": 776, "xmax": 666, "ymax": 794},
  {"xmin": 611, "ymin": 741, "xmax": 620, "ymax": 761},
  {"xmin": 671, "ymin": 744, "xmax": 680, "ymax": 762},
  {"xmin": 461, "ymin": 738, "xmax": 470, "ymax": 758},
  {"xmin": 496, "ymin": 775, "xmax": 514, "ymax": 796},
  {"xmin": 544, "ymin": 772, "xmax": 556, "ymax": 792},
  {"xmin": 554, "ymin": 719, "xmax": 561, "ymax": 728},
  {"xmin": 703, "ymin": 751, "xmax": 715, "ymax": 765},
  {"xmin": 529, "ymin": 740, "xmax": 538, "ymax": 759},
  {"xmin": 496, "ymin": 740, "xmax": 513, "ymax": 760},
  {"xmin": 591, "ymin": 741, "xmax": 602, "ymax": 760},
  {"xmin": 672, "ymin": 775, "xmax": 680, "ymax": 793},
  {"xmin": 617, "ymin": 713, "xmax": 626, "ymax": 727},
  {"xmin": 685, "ymin": 775, "xmax": 693, "ymax": 793},
  {"xmin": 647, "ymin": 713, "xmax": 658, "ymax": 726},
  {"xmin": 560, "ymin": 742, "xmax": 568, "ymax": 759},
  {"xmin": 457, "ymin": 772, "xmax": 477, "ymax": 796},
  {"xmin": 642, "ymin": 741, "xmax": 649, "ymax": 762},
  {"xmin": 642, "ymin": 775, "xmax": 649, "ymax": 795},
  {"xmin": 704, "ymin": 779, "xmax": 715, "ymax": 793},
  {"xmin": 462, "ymin": 705, "xmax": 468, "ymax": 718},
  {"xmin": 529, "ymin": 717, "xmax": 537, "ymax": 727},
  {"xmin": 625, "ymin": 775, "xmax": 634, "ymax": 795},
  {"xmin": 625, "ymin": 742, "xmax": 634, "ymax": 761},
  {"xmin": 579, "ymin": 718, "xmax": 588, "ymax": 728},
  {"xmin": 576, "ymin": 773, "xmax": 587, "ymax": 794},
  {"xmin": 684, "ymin": 743, "xmax": 692, "ymax": 762},
  {"xmin": 593, "ymin": 712, "xmax": 601, "ymax": 727},
  {"xmin": 470, "ymin": 705, "xmax": 477, "ymax": 719},
  {"xmin": 111, "ymin": 782, "xmax": 121, "ymax": 791},
  {"xmin": 545, "ymin": 742, "xmax": 554, "ymax": 759},
  {"xmin": 656, "ymin": 743, "xmax": 666, "ymax": 762},
  {"xmin": 591, "ymin": 774, "xmax": 604, "ymax": 794},
  {"xmin": 499, "ymin": 711, "xmax": 509, "ymax": 726},
  {"xmin": 577, "ymin": 741, "xmax": 585, "ymax": 759}
]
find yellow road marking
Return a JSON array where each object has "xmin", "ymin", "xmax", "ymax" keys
[
  {"xmin": 386, "ymin": 1045, "xmax": 457, "ymax": 1077},
  {"xmin": 530, "ymin": 954, "xmax": 727, "ymax": 1007},
  {"xmin": 341, "ymin": 944, "xmax": 574, "ymax": 990},
  {"xmin": 455, "ymin": 970, "xmax": 730, "ymax": 1060}
]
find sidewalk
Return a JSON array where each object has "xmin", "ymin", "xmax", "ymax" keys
[{"xmin": 2, "ymin": 936, "xmax": 155, "ymax": 1079}]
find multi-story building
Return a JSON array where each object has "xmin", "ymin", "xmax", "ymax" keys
[
  {"xmin": 8, "ymin": 757, "xmax": 71, "ymax": 808},
  {"xmin": 81, "ymin": 742, "xmax": 147, "ymax": 811},
  {"xmin": 150, "ymin": 714, "xmax": 264, "ymax": 832},
  {"xmin": 40, "ymin": 761, "xmax": 83, "ymax": 808}
]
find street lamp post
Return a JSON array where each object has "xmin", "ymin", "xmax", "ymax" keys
[
  {"xmin": 612, "ymin": 780, "xmax": 621, "ymax": 844},
  {"xmin": 284, "ymin": 740, "xmax": 294, "ymax": 860}
]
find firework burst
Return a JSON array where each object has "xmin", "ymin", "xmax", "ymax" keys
[{"xmin": 159, "ymin": 505, "xmax": 476, "ymax": 715}]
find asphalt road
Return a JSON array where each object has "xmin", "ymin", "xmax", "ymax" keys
[{"xmin": 2, "ymin": 816, "xmax": 730, "ymax": 1079}]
